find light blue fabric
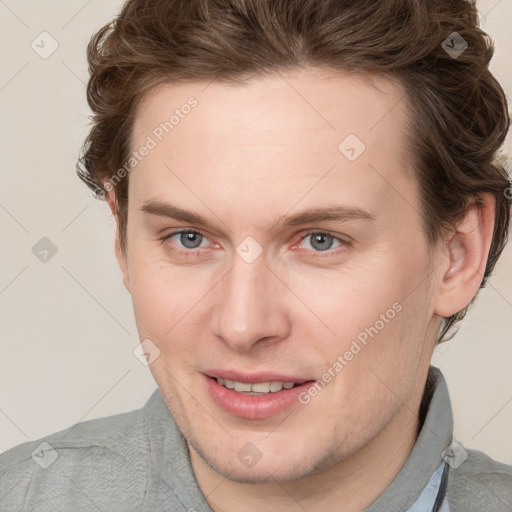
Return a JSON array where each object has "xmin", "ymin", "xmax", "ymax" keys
[{"xmin": 407, "ymin": 461, "xmax": 449, "ymax": 512}]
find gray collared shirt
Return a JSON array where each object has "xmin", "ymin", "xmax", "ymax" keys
[{"xmin": 1, "ymin": 366, "xmax": 511, "ymax": 511}]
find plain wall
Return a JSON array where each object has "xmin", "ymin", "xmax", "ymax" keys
[{"xmin": 1, "ymin": 0, "xmax": 511, "ymax": 463}]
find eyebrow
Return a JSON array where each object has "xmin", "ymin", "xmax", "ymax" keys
[
  {"xmin": 140, "ymin": 200, "xmax": 376, "ymax": 232},
  {"xmin": 141, "ymin": 201, "xmax": 214, "ymax": 227}
]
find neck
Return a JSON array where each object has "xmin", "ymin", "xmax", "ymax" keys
[{"xmin": 189, "ymin": 367, "xmax": 431, "ymax": 512}]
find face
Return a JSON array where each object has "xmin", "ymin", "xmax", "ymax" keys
[{"xmin": 116, "ymin": 68, "xmax": 442, "ymax": 482}]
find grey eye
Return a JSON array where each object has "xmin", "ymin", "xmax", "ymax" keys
[
  {"xmin": 180, "ymin": 231, "xmax": 204, "ymax": 249},
  {"xmin": 308, "ymin": 233, "xmax": 335, "ymax": 251}
]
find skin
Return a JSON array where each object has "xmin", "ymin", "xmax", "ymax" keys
[{"xmin": 108, "ymin": 67, "xmax": 495, "ymax": 512}]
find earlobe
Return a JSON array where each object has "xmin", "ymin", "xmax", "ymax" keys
[{"xmin": 434, "ymin": 194, "xmax": 495, "ymax": 318}]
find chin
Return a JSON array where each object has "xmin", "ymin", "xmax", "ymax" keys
[
  {"xmin": 192, "ymin": 438, "xmax": 341, "ymax": 484},
  {"xmin": 212, "ymin": 460, "xmax": 312, "ymax": 484}
]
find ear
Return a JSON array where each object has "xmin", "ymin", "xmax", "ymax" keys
[
  {"xmin": 106, "ymin": 187, "xmax": 130, "ymax": 292},
  {"xmin": 433, "ymin": 193, "xmax": 495, "ymax": 318}
]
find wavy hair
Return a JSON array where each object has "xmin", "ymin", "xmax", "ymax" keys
[{"xmin": 77, "ymin": 0, "xmax": 511, "ymax": 343}]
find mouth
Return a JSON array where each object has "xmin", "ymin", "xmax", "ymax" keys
[
  {"xmin": 203, "ymin": 374, "xmax": 317, "ymax": 419},
  {"xmin": 213, "ymin": 377, "xmax": 304, "ymax": 395}
]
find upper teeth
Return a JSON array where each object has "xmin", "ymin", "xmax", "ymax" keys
[{"xmin": 216, "ymin": 378, "xmax": 298, "ymax": 393}]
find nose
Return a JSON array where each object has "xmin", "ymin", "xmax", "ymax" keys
[{"xmin": 210, "ymin": 250, "xmax": 291, "ymax": 352}]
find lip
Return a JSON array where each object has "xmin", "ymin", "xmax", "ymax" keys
[
  {"xmin": 203, "ymin": 373, "xmax": 316, "ymax": 420},
  {"xmin": 203, "ymin": 369, "xmax": 311, "ymax": 384}
]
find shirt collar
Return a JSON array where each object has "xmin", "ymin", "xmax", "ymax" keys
[{"xmin": 365, "ymin": 365, "xmax": 453, "ymax": 511}]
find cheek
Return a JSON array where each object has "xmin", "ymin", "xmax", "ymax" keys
[
  {"xmin": 287, "ymin": 262, "xmax": 403, "ymax": 343},
  {"xmin": 299, "ymin": 257, "xmax": 431, "ymax": 377},
  {"xmin": 126, "ymin": 248, "xmax": 213, "ymax": 339}
]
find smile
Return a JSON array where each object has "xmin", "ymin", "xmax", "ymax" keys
[
  {"xmin": 204, "ymin": 375, "xmax": 316, "ymax": 419},
  {"xmin": 216, "ymin": 377, "xmax": 303, "ymax": 395}
]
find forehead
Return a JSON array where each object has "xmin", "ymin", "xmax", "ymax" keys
[
  {"xmin": 129, "ymin": 68, "xmax": 416, "ymax": 227},
  {"xmin": 134, "ymin": 68, "xmax": 408, "ymax": 148}
]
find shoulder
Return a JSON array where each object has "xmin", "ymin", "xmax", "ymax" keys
[
  {"xmin": 448, "ymin": 447, "xmax": 512, "ymax": 512},
  {"xmin": 0, "ymin": 405, "xmax": 149, "ymax": 511}
]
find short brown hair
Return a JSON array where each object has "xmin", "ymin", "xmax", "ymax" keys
[{"xmin": 77, "ymin": 0, "xmax": 511, "ymax": 343}]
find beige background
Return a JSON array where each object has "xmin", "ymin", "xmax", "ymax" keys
[{"xmin": 1, "ymin": 0, "xmax": 511, "ymax": 463}]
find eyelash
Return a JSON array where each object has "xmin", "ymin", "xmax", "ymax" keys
[{"xmin": 159, "ymin": 229, "xmax": 351, "ymax": 258}]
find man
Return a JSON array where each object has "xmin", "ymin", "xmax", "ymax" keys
[{"xmin": 1, "ymin": 0, "xmax": 511, "ymax": 510}]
